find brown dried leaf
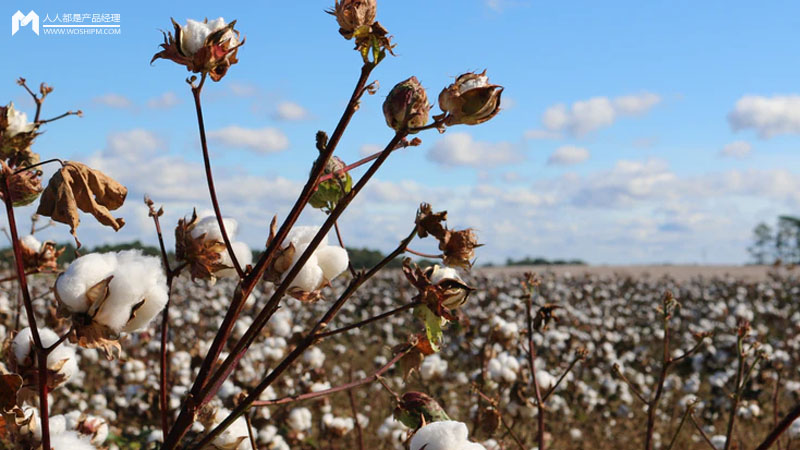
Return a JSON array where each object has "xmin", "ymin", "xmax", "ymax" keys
[
  {"xmin": 0, "ymin": 375, "xmax": 22, "ymax": 412},
  {"xmin": 36, "ymin": 162, "xmax": 127, "ymax": 243}
]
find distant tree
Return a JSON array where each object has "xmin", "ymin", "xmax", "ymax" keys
[
  {"xmin": 777, "ymin": 216, "xmax": 800, "ymax": 264},
  {"xmin": 747, "ymin": 222, "xmax": 773, "ymax": 264}
]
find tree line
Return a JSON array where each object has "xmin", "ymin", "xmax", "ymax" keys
[{"xmin": 748, "ymin": 216, "xmax": 800, "ymax": 264}]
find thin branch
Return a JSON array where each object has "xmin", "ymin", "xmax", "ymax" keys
[
  {"xmin": 404, "ymin": 247, "xmax": 443, "ymax": 259},
  {"xmin": 756, "ymin": 402, "xmax": 800, "ymax": 450},
  {"xmin": 190, "ymin": 72, "xmax": 244, "ymax": 279},
  {"xmin": 12, "ymin": 158, "xmax": 65, "ymax": 175},
  {"xmin": 348, "ymin": 376, "xmax": 365, "ymax": 450},
  {"xmin": 251, "ymin": 345, "xmax": 410, "ymax": 407},
  {"xmin": 524, "ymin": 279, "xmax": 545, "ymax": 450},
  {"xmin": 666, "ymin": 405, "xmax": 693, "ymax": 450},
  {"xmin": 612, "ymin": 364, "xmax": 650, "ymax": 405},
  {"xmin": 541, "ymin": 355, "xmax": 581, "ymax": 403},
  {"xmin": 473, "ymin": 387, "xmax": 525, "ymax": 450},
  {"xmin": 333, "ymin": 220, "xmax": 357, "ymax": 278},
  {"xmin": 315, "ymin": 301, "xmax": 420, "ymax": 339},
  {"xmin": 244, "ymin": 413, "xmax": 257, "ymax": 450},
  {"xmin": 690, "ymin": 412, "xmax": 717, "ymax": 450}
]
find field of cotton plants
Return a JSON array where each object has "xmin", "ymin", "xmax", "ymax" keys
[{"xmin": 1, "ymin": 264, "xmax": 799, "ymax": 449}]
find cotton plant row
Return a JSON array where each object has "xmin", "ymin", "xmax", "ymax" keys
[{"xmin": 0, "ymin": 0, "xmax": 508, "ymax": 448}]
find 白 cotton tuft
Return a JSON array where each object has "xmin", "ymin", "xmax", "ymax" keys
[
  {"xmin": 20, "ymin": 235, "xmax": 42, "ymax": 253},
  {"xmin": 409, "ymin": 421, "xmax": 486, "ymax": 450},
  {"xmin": 204, "ymin": 408, "xmax": 248, "ymax": 449},
  {"xmin": 50, "ymin": 431, "xmax": 96, "ymax": 450},
  {"xmin": 12, "ymin": 327, "xmax": 78, "ymax": 390},
  {"xmin": 55, "ymin": 250, "xmax": 168, "ymax": 355}
]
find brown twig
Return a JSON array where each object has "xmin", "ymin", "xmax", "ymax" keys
[
  {"xmin": 666, "ymin": 405, "xmax": 694, "ymax": 450},
  {"xmin": 251, "ymin": 345, "xmax": 410, "ymax": 407},
  {"xmin": 690, "ymin": 412, "xmax": 717, "ymax": 450},
  {"xmin": 541, "ymin": 354, "xmax": 582, "ymax": 402},
  {"xmin": 163, "ymin": 62, "xmax": 379, "ymax": 449},
  {"xmin": 524, "ymin": 280, "xmax": 546, "ymax": 450},
  {"xmin": 348, "ymin": 376, "xmax": 365, "ymax": 450},
  {"xmin": 473, "ymin": 387, "xmax": 525, "ymax": 450},
  {"xmin": 404, "ymin": 247, "xmax": 443, "ymax": 259},
  {"xmin": 333, "ymin": 220, "xmax": 357, "ymax": 278},
  {"xmin": 756, "ymin": 402, "xmax": 800, "ymax": 450},
  {"xmin": 190, "ymin": 72, "xmax": 244, "ymax": 279}
]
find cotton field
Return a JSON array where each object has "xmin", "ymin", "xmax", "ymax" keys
[{"xmin": 2, "ymin": 265, "xmax": 798, "ymax": 449}]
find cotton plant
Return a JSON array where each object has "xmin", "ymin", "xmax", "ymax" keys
[
  {"xmin": 11, "ymin": 327, "xmax": 78, "ymax": 394},
  {"xmin": 54, "ymin": 250, "xmax": 168, "ymax": 356},
  {"xmin": 409, "ymin": 421, "xmax": 486, "ymax": 450}
]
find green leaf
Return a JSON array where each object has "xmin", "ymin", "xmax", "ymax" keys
[{"xmin": 415, "ymin": 305, "xmax": 444, "ymax": 352}]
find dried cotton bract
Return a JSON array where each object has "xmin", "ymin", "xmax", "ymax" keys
[
  {"xmin": 176, "ymin": 211, "xmax": 252, "ymax": 282},
  {"xmin": 55, "ymin": 250, "xmax": 168, "ymax": 357},
  {"xmin": 438, "ymin": 71, "xmax": 503, "ymax": 126}
]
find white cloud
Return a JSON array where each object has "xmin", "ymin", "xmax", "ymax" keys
[
  {"xmin": 547, "ymin": 145, "xmax": 590, "ymax": 165},
  {"xmin": 208, "ymin": 126, "xmax": 289, "ymax": 153},
  {"xmin": 426, "ymin": 133, "xmax": 522, "ymax": 168},
  {"xmin": 106, "ymin": 129, "xmax": 164, "ymax": 157},
  {"xmin": 228, "ymin": 82, "xmax": 260, "ymax": 97},
  {"xmin": 146, "ymin": 92, "xmax": 180, "ymax": 109},
  {"xmin": 720, "ymin": 140, "xmax": 751, "ymax": 158},
  {"xmin": 274, "ymin": 101, "xmax": 310, "ymax": 121},
  {"xmin": 524, "ymin": 129, "xmax": 561, "ymax": 140},
  {"xmin": 535, "ymin": 92, "xmax": 661, "ymax": 137},
  {"xmin": 93, "ymin": 94, "xmax": 133, "ymax": 109},
  {"xmin": 728, "ymin": 95, "xmax": 800, "ymax": 138}
]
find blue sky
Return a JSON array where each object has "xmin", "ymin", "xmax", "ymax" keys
[{"xmin": 2, "ymin": 0, "xmax": 800, "ymax": 264}]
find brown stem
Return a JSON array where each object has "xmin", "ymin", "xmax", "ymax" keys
[
  {"xmin": 2, "ymin": 177, "xmax": 49, "ymax": 450},
  {"xmin": 690, "ymin": 413, "xmax": 717, "ymax": 450},
  {"xmin": 525, "ymin": 286, "xmax": 545, "ymax": 450},
  {"xmin": 645, "ymin": 315, "xmax": 671, "ymax": 450},
  {"xmin": 146, "ymin": 197, "xmax": 178, "ymax": 439},
  {"xmin": 0, "ymin": 269, "xmax": 40, "ymax": 283},
  {"xmin": 165, "ymin": 65, "xmax": 378, "ymax": 448},
  {"xmin": 666, "ymin": 406, "xmax": 693, "ymax": 450},
  {"xmin": 191, "ymin": 73, "xmax": 244, "ymax": 279},
  {"xmin": 251, "ymin": 345, "xmax": 410, "ymax": 407},
  {"xmin": 473, "ymin": 387, "xmax": 525, "ymax": 450},
  {"xmin": 772, "ymin": 371, "xmax": 783, "ymax": 450},
  {"xmin": 316, "ymin": 301, "xmax": 420, "ymax": 339},
  {"xmin": 404, "ymin": 247, "xmax": 443, "ymax": 259},
  {"xmin": 723, "ymin": 336, "xmax": 746, "ymax": 450},
  {"xmin": 244, "ymin": 412, "xmax": 257, "ymax": 450},
  {"xmin": 541, "ymin": 355, "xmax": 581, "ymax": 402},
  {"xmin": 37, "ymin": 110, "xmax": 81, "ymax": 125},
  {"xmin": 756, "ymin": 402, "xmax": 800, "ymax": 450},
  {"xmin": 192, "ymin": 222, "xmax": 415, "ymax": 448},
  {"xmin": 612, "ymin": 365, "xmax": 650, "ymax": 405},
  {"xmin": 348, "ymin": 375, "xmax": 365, "ymax": 450}
]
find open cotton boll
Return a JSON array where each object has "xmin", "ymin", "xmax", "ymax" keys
[
  {"xmin": 288, "ymin": 407, "xmax": 313, "ymax": 431},
  {"xmin": 410, "ymin": 421, "xmax": 486, "ymax": 450},
  {"xmin": 91, "ymin": 251, "xmax": 168, "ymax": 332},
  {"xmin": 50, "ymin": 431, "xmax": 96, "ymax": 450},
  {"xmin": 13, "ymin": 327, "xmax": 77, "ymax": 382},
  {"xmin": 180, "ymin": 18, "xmax": 236, "ymax": 56},
  {"xmin": 20, "ymin": 235, "xmax": 42, "ymax": 253},
  {"xmin": 285, "ymin": 226, "xmax": 328, "ymax": 248},
  {"xmin": 56, "ymin": 253, "xmax": 119, "ymax": 313},
  {"xmin": 315, "ymin": 246, "xmax": 349, "ymax": 281},
  {"xmin": 191, "ymin": 215, "xmax": 239, "ymax": 242},
  {"xmin": 34, "ymin": 414, "xmax": 67, "ymax": 441},
  {"xmin": 207, "ymin": 408, "xmax": 248, "ymax": 449},
  {"xmin": 216, "ymin": 241, "xmax": 252, "ymax": 278},
  {"xmin": 285, "ymin": 244, "xmax": 324, "ymax": 292}
]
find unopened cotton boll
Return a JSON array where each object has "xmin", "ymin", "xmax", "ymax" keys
[
  {"xmin": 50, "ymin": 431, "xmax": 96, "ymax": 450},
  {"xmin": 410, "ymin": 421, "xmax": 486, "ymax": 450}
]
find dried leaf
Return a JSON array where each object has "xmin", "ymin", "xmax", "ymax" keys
[
  {"xmin": 36, "ymin": 162, "xmax": 127, "ymax": 243},
  {"xmin": 0, "ymin": 375, "xmax": 22, "ymax": 412}
]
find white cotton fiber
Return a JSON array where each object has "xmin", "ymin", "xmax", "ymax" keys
[
  {"xmin": 216, "ymin": 241, "xmax": 253, "ymax": 278},
  {"xmin": 50, "ymin": 431, "xmax": 96, "ymax": 450},
  {"xmin": 315, "ymin": 246, "xmax": 349, "ymax": 281},
  {"xmin": 286, "ymin": 243, "xmax": 324, "ymax": 292},
  {"xmin": 13, "ymin": 327, "xmax": 77, "ymax": 383},
  {"xmin": 208, "ymin": 408, "xmax": 249, "ymax": 449},
  {"xmin": 410, "ymin": 421, "xmax": 486, "ymax": 450},
  {"xmin": 285, "ymin": 226, "xmax": 328, "ymax": 248},
  {"xmin": 56, "ymin": 253, "xmax": 118, "ymax": 313},
  {"xmin": 191, "ymin": 215, "xmax": 239, "ymax": 243},
  {"xmin": 20, "ymin": 235, "xmax": 42, "ymax": 253}
]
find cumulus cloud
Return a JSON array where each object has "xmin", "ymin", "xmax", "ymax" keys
[
  {"xmin": 208, "ymin": 126, "xmax": 289, "ymax": 153},
  {"xmin": 426, "ymin": 133, "xmax": 522, "ymax": 168},
  {"xmin": 274, "ymin": 101, "xmax": 310, "ymax": 121},
  {"xmin": 547, "ymin": 146, "xmax": 590, "ymax": 165},
  {"xmin": 530, "ymin": 92, "xmax": 661, "ymax": 137},
  {"xmin": 93, "ymin": 94, "xmax": 133, "ymax": 109},
  {"xmin": 106, "ymin": 129, "xmax": 164, "ymax": 156},
  {"xmin": 146, "ymin": 92, "xmax": 180, "ymax": 109},
  {"xmin": 728, "ymin": 95, "xmax": 800, "ymax": 138},
  {"xmin": 719, "ymin": 140, "xmax": 751, "ymax": 158}
]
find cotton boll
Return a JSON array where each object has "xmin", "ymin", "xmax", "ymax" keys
[
  {"xmin": 216, "ymin": 241, "xmax": 252, "ymax": 278},
  {"xmin": 303, "ymin": 347, "xmax": 326, "ymax": 369},
  {"xmin": 710, "ymin": 435, "xmax": 726, "ymax": 449},
  {"xmin": 12, "ymin": 327, "xmax": 78, "ymax": 386},
  {"xmin": 191, "ymin": 215, "xmax": 239, "ymax": 243},
  {"xmin": 50, "ymin": 431, "xmax": 96, "ymax": 450},
  {"xmin": 288, "ymin": 407, "xmax": 313, "ymax": 432},
  {"xmin": 286, "ymin": 226, "xmax": 328, "ymax": 248},
  {"xmin": 410, "ymin": 421, "xmax": 486, "ymax": 450},
  {"xmin": 34, "ymin": 414, "xmax": 67, "ymax": 441},
  {"xmin": 420, "ymin": 354, "xmax": 448, "ymax": 381},
  {"xmin": 20, "ymin": 235, "xmax": 42, "ymax": 253},
  {"xmin": 208, "ymin": 408, "xmax": 249, "ymax": 449},
  {"xmin": 91, "ymin": 251, "xmax": 168, "ymax": 332},
  {"xmin": 315, "ymin": 246, "xmax": 349, "ymax": 281},
  {"xmin": 286, "ymin": 244, "xmax": 324, "ymax": 292},
  {"xmin": 56, "ymin": 253, "xmax": 118, "ymax": 313}
]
